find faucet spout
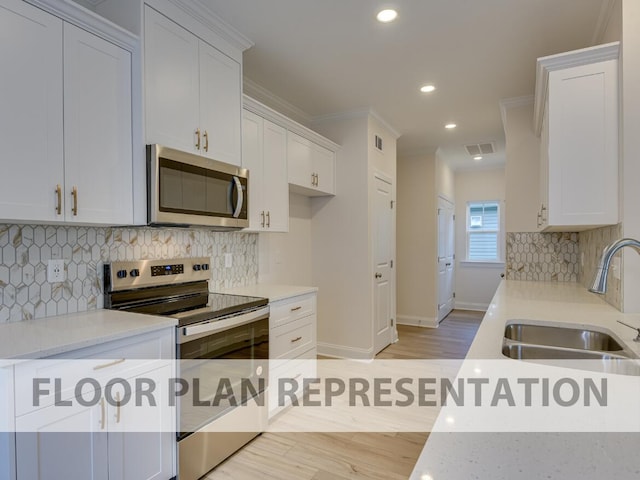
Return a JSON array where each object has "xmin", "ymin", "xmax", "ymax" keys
[{"xmin": 589, "ymin": 238, "xmax": 640, "ymax": 294}]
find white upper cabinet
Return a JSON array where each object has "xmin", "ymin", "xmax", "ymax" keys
[
  {"xmin": 144, "ymin": 5, "xmax": 242, "ymax": 166},
  {"xmin": 242, "ymin": 109, "xmax": 288, "ymax": 232},
  {"xmin": 287, "ymin": 131, "xmax": 336, "ymax": 196},
  {"xmin": 534, "ymin": 42, "xmax": 619, "ymax": 231},
  {"xmin": 64, "ymin": 23, "xmax": 133, "ymax": 225},
  {"xmin": 0, "ymin": 0, "xmax": 133, "ymax": 225},
  {"xmin": 0, "ymin": 0, "xmax": 64, "ymax": 223}
]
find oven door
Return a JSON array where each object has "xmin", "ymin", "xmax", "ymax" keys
[{"xmin": 177, "ymin": 306, "xmax": 269, "ymax": 437}]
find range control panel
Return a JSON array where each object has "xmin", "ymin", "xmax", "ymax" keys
[{"xmin": 105, "ymin": 257, "xmax": 211, "ymax": 292}]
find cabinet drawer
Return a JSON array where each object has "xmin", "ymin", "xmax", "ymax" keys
[
  {"xmin": 270, "ymin": 293, "xmax": 316, "ymax": 329},
  {"xmin": 269, "ymin": 351, "xmax": 317, "ymax": 417},
  {"xmin": 15, "ymin": 328, "xmax": 173, "ymax": 416},
  {"xmin": 270, "ymin": 316, "xmax": 316, "ymax": 359}
]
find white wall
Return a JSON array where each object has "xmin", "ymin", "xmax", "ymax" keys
[
  {"xmin": 454, "ymin": 168, "xmax": 506, "ymax": 310},
  {"xmin": 258, "ymin": 193, "xmax": 312, "ymax": 285},
  {"xmin": 504, "ymin": 101, "xmax": 540, "ymax": 232},
  {"xmin": 435, "ymin": 148, "xmax": 455, "ymax": 201},
  {"xmin": 396, "ymin": 152, "xmax": 438, "ymax": 326},
  {"xmin": 602, "ymin": 0, "xmax": 621, "ymax": 43},
  {"xmin": 310, "ymin": 115, "xmax": 373, "ymax": 357}
]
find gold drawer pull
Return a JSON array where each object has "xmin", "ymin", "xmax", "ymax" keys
[
  {"xmin": 290, "ymin": 306, "xmax": 302, "ymax": 312},
  {"xmin": 55, "ymin": 184, "xmax": 62, "ymax": 215},
  {"xmin": 291, "ymin": 336, "xmax": 303, "ymax": 343},
  {"xmin": 93, "ymin": 358, "xmax": 125, "ymax": 371},
  {"xmin": 71, "ymin": 186, "xmax": 78, "ymax": 216}
]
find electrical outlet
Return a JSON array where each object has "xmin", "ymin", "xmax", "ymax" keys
[
  {"xmin": 224, "ymin": 253, "xmax": 233, "ymax": 268},
  {"xmin": 47, "ymin": 259, "xmax": 66, "ymax": 283}
]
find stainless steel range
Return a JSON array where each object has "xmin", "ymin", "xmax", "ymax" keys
[{"xmin": 103, "ymin": 257, "xmax": 269, "ymax": 480}]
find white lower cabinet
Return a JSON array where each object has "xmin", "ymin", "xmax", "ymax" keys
[
  {"xmin": 268, "ymin": 292, "xmax": 317, "ymax": 418},
  {"xmin": 12, "ymin": 329, "xmax": 175, "ymax": 480}
]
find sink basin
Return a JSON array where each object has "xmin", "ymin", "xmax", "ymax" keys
[
  {"xmin": 504, "ymin": 323, "xmax": 624, "ymax": 352},
  {"xmin": 502, "ymin": 343, "xmax": 640, "ymax": 375},
  {"xmin": 502, "ymin": 343, "xmax": 627, "ymax": 360}
]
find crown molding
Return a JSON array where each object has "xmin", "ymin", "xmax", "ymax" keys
[
  {"xmin": 312, "ymin": 108, "xmax": 401, "ymax": 139},
  {"xmin": 499, "ymin": 95, "xmax": 534, "ymax": 134},
  {"xmin": 533, "ymin": 41, "xmax": 619, "ymax": 136},
  {"xmin": 243, "ymin": 78, "xmax": 312, "ymax": 126},
  {"xmin": 243, "ymin": 95, "xmax": 340, "ymax": 151}
]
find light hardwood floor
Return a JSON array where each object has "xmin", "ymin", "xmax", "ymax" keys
[{"xmin": 205, "ymin": 310, "xmax": 484, "ymax": 480}]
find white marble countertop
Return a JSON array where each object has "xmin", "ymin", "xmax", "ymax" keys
[
  {"xmin": 410, "ymin": 280, "xmax": 640, "ymax": 480},
  {"xmin": 0, "ymin": 310, "xmax": 177, "ymax": 360},
  {"xmin": 218, "ymin": 283, "xmax": 318, "ymax": 303}
]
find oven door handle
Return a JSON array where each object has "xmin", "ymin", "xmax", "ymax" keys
[{"xmin": 181, "ymin": 306, "xmax": 269, "ymax": 340}]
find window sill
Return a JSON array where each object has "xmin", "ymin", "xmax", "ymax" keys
[{"xmin": 459, "ymin": 261, "xmax": 505, "ymax": 269}]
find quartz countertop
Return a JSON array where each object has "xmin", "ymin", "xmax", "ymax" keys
[
  {"xmin": 0, "ymin": 310, "xmax": 177, "ymax": 360},
  {"xmin": 218, "ymin": 283, "xmax": 318, "ymax": 303},
  {"xmin": 410, "ymin": 280, "xmax": 640, "ymax": 480}
]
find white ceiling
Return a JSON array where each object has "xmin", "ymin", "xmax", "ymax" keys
[{"xmin": 202, "ymin": 0, "xmax": 609, "ymax": 170}]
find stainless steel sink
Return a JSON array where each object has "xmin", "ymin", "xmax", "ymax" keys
[
  {"xmin": 502, "ymin": 343, "xmax": 627, "ymax": 360},
  {"xmin": 504, "ymin": 323, "xmax": 624, "ymax": 352},
  {"xmin": 501, "ymin": 321, "xmax": 639, "ymax": 375}
]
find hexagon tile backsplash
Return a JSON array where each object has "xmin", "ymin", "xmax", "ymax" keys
[
  {"xmin": 505, "ymin": 232, "xmax": 580, "ymax": 282},
  {"xmin": 0, "ymin": 224, "xmax": 258, "ymax": 323}
]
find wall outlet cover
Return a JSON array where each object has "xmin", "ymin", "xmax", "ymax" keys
[
  {"xmin": 224, "ymin": 253, "xmax": 233, "ymax": 268},
  {"xmin": 47, "ymin": 259, "xmax": 66, "ymax": 283}
]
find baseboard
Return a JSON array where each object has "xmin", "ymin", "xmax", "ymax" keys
[
  {"xmin": 316, "ymin": 342, "xmax": 374, "ymax": 359},
  {"xmin": 396, "ymin": 314, "xmax": 439, "ymax": 328},
  {"xmin": 454, "ymin": 302, "xmax": 489, "ymax": 312}
]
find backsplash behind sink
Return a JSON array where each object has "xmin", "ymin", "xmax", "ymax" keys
[
  {"xmin": 506, "ymin": 232, "xmax": 580, "ymax": 282},
  {"xmin": 0, "ymin": 224, "xmax": 258, "ymax": 323}
]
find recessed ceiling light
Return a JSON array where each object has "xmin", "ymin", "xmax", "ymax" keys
[
  {"xmin": 420, "ymin": 85, "xmax": 436, "ymax": 93},
  {"xmin": 376, "ymin": 9, "xmax": 398, "ymax": 23},
  {"xmin": 474, "ymin": 156, "xmax": 483, "ymax": 161},
  {"xmin": 445, "ymin": 123, "xmax": 457, "ymax": 129}
]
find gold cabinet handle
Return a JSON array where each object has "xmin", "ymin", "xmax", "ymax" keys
[
  {"xmin": 93, "ymin": 358, "xmax": 125, "ymax": 371},
  {"xmin": 195, "ymin": 128, "xmax": 201, "ymax": 150},
  {"xmin": 291, "ymin": 336, "xmax": 302, "ymax": 343},
  {"xmin": 290, "ymin": 306, "xmax": 302, "ymax": 312},
  {"xmin": 266, "ymin": 211, "xmax": 271, "ymax": 228},
  {"xmin": 116, "ymin": 391, "xmax": 121, "ymax": 424},
  {"xmin": 261, "ymin": 211, "xmax": 265, "ymax": 228},
  {"xmin": 71, "ymin": 187, "xmax": 78, "ymax": 216},
  {"xmin": 100, "ymin": 397, "xmax": 105, "ymax": 430},
  {"xmin": 203, "ymin": 130, "xmax": 209, "ymax": 152},
  {"xmin": 55, "ymin": 184, "xmax": 62, "ymax": 215},
  {"xmin": 315, "ymin": 173, "xmax": 319, "ymax": 187}
]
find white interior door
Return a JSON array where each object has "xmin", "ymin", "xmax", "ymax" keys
[
  {"xmin": 437, "ymin": 197, "xmax": 455, "ymax": 322},
  {"xmin": 373, "ymin": 176, "xmax": 394, "ymax": 355}
]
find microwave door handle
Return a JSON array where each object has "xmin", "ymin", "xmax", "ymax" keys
[{"xmin": 232, "ymin": 176, "xmax": 243, "ymax": 218}]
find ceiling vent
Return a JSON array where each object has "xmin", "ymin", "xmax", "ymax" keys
[{"xmin": 465, "ymin": 142, "xmax": 495, "ymax": 156}]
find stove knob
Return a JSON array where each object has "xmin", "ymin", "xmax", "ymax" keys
[
  {"xmin": 201, "ymin": 264, "xmax": 209, "ymax": 271},
  {"xmin": 130, "ymin": 269, "xmax": 140, "ymax": 278},
  {"xmin": 116, "ymin": 270, "xmax": 127, "ymax": 279},
  {"xmin": 193, "ymin": 264, "xmax": 201, "ymax": 271}
]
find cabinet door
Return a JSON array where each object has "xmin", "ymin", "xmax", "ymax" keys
[
  {"xmin": 63, "ymin": 23, "xmax": 133, "ymax": 225},
  {"xmin": 539, "ymin": 106, "xmax": 549, "ymax": 229},
  {"xmin": 144, "ymin": 6, "xmax": 199, "ymax": 154},
  {"xmin": 0, "ymin": 0, "xmax": 64, "ymax": 222},
  {"xmin": 199, "ymin": 40, "xmax": 242, "ymax": 165},
  {"xmin": 15, "ymin": 403, "xmax": 108, "ymax": 480},
  {"xmin": 312, "ymin": 143, "xmax": 336, "ymax": 195},
  {"xmin": 287, "ymin": 132, "xmax": 313, "ymax": 188},
  {"xmin": 107, "ymin": 365, "xmax": 175, "ymax": 480},
  {"xmin": 262, "ymin": 120, "xmax": 289, "ymax": 231},
  {"xmin": 547, "ymin": 59, "xmax": 618, "ymax": 227},
  {"xmin": 242, "ymin": 110, "xmax": 265, "ymax": 231}
]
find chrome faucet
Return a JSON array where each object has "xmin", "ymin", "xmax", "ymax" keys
[{"xmin": 589, "ymin": 238, "xmax": 640, "ymax": 294}]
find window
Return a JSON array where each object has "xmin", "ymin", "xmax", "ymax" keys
[{"xmin": 467, "ymin": 201, "xmax": 501, "ymax": 261}]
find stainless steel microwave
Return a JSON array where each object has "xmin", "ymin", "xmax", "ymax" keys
[{"xmin": 147, "ymin": 144, "xmax": 249, "ymax": 228}]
